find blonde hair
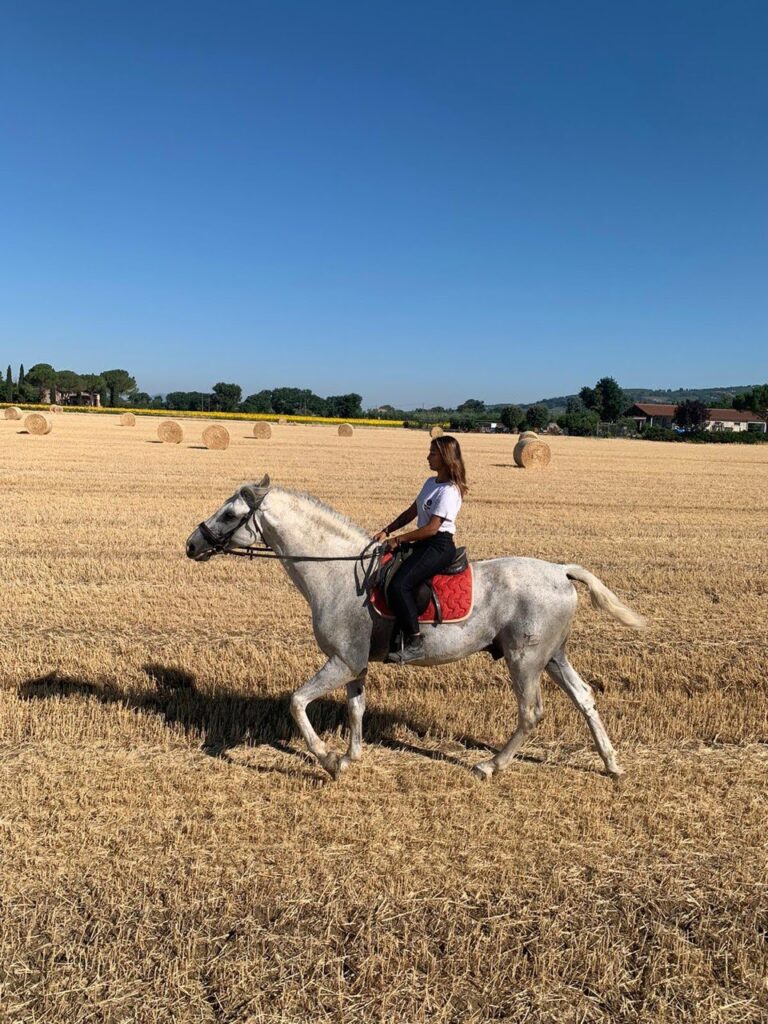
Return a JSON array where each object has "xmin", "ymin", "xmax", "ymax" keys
[{"xmin": 431, "ymin": 435, "xmax": 468, "ymax": 497}]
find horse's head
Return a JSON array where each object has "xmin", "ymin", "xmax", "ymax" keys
[{"xmin": 186, "ymin": 474, "xmax": 271, "ymax": 561}]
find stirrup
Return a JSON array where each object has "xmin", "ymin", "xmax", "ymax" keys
[{"xmin": 386, "ymin": 635, "xmax": 424, "ymax": 665}]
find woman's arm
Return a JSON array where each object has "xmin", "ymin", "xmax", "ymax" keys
[
  {"xmin": 373, "ymin": 501, "xmax": 417, "ymax": 542},
  {"xmin": 384, "ymin": 514, "xmax": 444, "ymax": 548}
]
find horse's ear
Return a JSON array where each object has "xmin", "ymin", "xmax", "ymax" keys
[{"xmin": 240, "ymin": 475, "xmax": 271, "ymax": 510}]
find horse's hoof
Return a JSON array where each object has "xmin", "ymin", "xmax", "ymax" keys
[
  {"xmin": 608, "ymin": 766, "xmax": 625, "ymax": 784},
  {"xmin": 472, "ymin": 761, "xmax": 495, "ymax": 781},
  {"xmin": 319, "ymin": 752, "xmax": 339, "ymax": 778}
]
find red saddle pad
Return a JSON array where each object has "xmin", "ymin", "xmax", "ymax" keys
[{"xmin": 370, "ymin": 555, "xmax": 474, "ymax": 624}]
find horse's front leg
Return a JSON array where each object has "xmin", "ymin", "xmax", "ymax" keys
[
  {"xmin": 289, "ymin": 655, "xmax": 358, "ymax": 778},
  {"xmin": 337, "ymin": 671, "xmax": 367, "ymax": 776}
]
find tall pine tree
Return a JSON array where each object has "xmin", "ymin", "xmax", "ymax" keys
[
  {"xmin": 5, "ymin": 365, "xmax": 13, "ymax": 403},
  {"xmin": 18, "ymin": 364, "xmax": 25, "ymax": 402}
]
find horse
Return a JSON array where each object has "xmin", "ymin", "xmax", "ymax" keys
[{"xmin": 186, "ymin": 475, "xmax": 645, "ymax": 781}]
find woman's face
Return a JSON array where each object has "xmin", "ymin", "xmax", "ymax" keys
[{"xmin": 428, "ymin": 443, "xmax": 445, "ymax": 473}]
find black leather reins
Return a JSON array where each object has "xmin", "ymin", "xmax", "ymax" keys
[{"xmin": 196, "ymin": 516, "xmax": 383, "ymax": 566}]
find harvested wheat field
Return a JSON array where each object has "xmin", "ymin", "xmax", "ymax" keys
[{"xmin": 0, "ymin": 412, "xmax": 766, "ymax": 1023}]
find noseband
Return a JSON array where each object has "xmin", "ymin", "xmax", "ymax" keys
[{"xmin": 196, "ymin": 514, "xmax": 258, "ymax": 556}]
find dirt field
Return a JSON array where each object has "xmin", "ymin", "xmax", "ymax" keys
[{"xmin": 1, "ymin": 413, "xmax": 766, "ymax": 1023}]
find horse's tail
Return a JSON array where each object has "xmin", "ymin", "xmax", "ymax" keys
[{"xmin": 565, "ymin": 565, "xmax": 646, "ymax": 630}]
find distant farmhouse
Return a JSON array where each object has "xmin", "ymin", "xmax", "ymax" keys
[
  {"xmin": 40, "ymin": 387, "xmax": 101, "ymax": 407},
  {"xmin": 626, "ymin": 403, "xmax": 767, "ymax": 433}
]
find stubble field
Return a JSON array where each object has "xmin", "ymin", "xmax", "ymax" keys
[{"xmin": 0, "ymin": 412, "xmax": 766, "ymax": 1024}]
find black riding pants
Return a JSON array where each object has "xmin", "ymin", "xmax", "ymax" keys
[{"xmin": 388, "ymin": 533, "xmax": 456, "ymax": 637}]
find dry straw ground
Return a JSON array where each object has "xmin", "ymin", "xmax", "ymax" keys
[{"xmin": 0, "ymin": 413, "xmax": 766, "ymax": 1023}]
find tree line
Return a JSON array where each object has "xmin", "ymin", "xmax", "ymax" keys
[
  {"xmin": 1, "ymin": 363, "xmax": 367, "ymax": 418},
  {"xmin": 453, "ymin": 378, "xmax": 629, "ymax": 435},
  {"xmin": 4, "ymin": 362, "xmax": 766, "ymax": 433}
]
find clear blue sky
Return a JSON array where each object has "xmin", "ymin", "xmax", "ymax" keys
[{"xmin": 1, "ymin": 1, "xmax": 765, "ymax": 408}]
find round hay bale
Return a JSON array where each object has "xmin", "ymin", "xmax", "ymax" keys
[
  {"xmin": 519, "ymin": 430, "xmax": 538, "ymax": 440},
  {"xmin": 202, "ymin": 425, "xmax": 230, "ymax": 450},
  {"xmin": 24, "ymin": 413, "xmax": 52, "ymax": 436},
  {"xmin": 157, "ymin": 419, "xmax": 183, "ymax": 444},
  {"xmin": 338, "ymin": 423, "xmax": 354, "ymax": 437},
  {"xmin": 119, "ymin": 412, "xmax": 136, "ymax": 426},
  {"xmin": 430, "ymin": 425, "xmax": 444, "ymax": 438},
  {"xmin": 513, "ymin": 436, "xmax": 551, "ymax": 469},
  {"xmin": 49, "ymin": 404, "xmax": 64, "ymax": 414},
  {"xmin": 253, "ymin": 422, "xmax": 272, "ymax": 439},
  {"xmin": 4, "ymin": 407, "xmax": 22, "ymax": 420}
]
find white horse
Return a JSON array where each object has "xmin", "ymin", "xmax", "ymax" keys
[{"xmin": 186, "ymin": 476, "xmax": 645, "ymax": 781}]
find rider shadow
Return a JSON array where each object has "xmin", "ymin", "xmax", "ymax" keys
[{"xmin": 17, "ymin": 664, "xmax": 500, "ymax": 776}]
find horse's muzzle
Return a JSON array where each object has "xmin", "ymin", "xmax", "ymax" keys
[{"xmin": 186, "ymin": 530, "xmax": 215, "ymax": 561}]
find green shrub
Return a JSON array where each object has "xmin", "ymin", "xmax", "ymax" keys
[
  {"xmin": 641, "ymin": 426, "xmax": 680, "ymax": 442},
  {"xmin": 640, "ymin": 426, "xmax": 767, "ymax": 444},
  {"xmin": 557, "ymin": 409, "xmax": 600, "ymax": 436},
  {"xmin": 694, "ymin": 430, "xmax": 766, "ymax": 444}
]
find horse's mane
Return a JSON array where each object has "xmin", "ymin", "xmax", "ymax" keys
[{"xmin": 272, "ymin": 486, "xmax": 370, "ymax": 544}]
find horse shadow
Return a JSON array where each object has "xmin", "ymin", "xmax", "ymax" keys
[{"xmin": 17, "ymin": 664, "xmax": 500, "ymax": 774}]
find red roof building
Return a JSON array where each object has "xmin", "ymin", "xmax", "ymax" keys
[{"xmin": 625, "ymin": 403, "xmax": 766, "ymax": 433}]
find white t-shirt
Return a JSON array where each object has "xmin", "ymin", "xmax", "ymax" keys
[{"xmin": 416, "ymin": 478, "xmax": 462, "ymax": 535}]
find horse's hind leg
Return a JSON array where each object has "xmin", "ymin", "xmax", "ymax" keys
[
  {"xmin": 546, "ymin": 649, "xmax": 623, "ymax": 779},
  {"xmin": 473, "ymin": 655, "xmax": 544, "ymax": 780},
  {"xmin": 337, "ymin": 672, "xmax": 367, "ymax": 775}
]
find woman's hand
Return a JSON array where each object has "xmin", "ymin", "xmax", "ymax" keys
[{"xmin": 373, "ymin": 529, "xmax": 399, "ymax": 549}]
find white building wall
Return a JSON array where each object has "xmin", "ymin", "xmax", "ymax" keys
[{"xmin": 705, "ymin": 420, "xmax": 748, "ymax": 432}]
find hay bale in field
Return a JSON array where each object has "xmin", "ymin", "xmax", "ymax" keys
[
  {"xmin": 202, "ymin": 425, "xmax": 230, "ymax": 450},
  {"xmin": 157, "ymin": 419, "xmax": 183, "ymax": 444},
  {"xmin": 4, "ymin": 407, "xmax": 23, "ymax": 420},
  {"xmin": 519, "ymin": 430, "xmax": 538, "ymax": 440},
  {"xmin": 49, "ymin": 404, "xmax": 64, "ymax": 414},
  {"xmin": 338, "ymin": 423, "xmax": 354, "ymax": 437},
  {"xmin": 119, "ymin": 412, "xmax": 136, "ymax": 426},
  {"xmin": 430, "ymin": 425, "xmax": 444, "ymax": 438},
  {"xmin": 514, "ymin": 436, "xmax": 551, "ymax": 469},
  {"xmin": 24, "ymin": 413, "xmax": 52, "ymax": 436},
  {"xmin": 253, "ymin": 422, "xmax": 272, "ymax": 439}
]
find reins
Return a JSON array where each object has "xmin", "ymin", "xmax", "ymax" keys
[
  {"xmin": 196, "ymin": 515, "xmax": 384, "ymax": 588},
  {"xmin": 221, "ymin": 543, "xmax": 381, "ymax": 563}
]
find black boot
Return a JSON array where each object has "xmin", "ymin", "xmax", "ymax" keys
[{"xmin": 386, "ymin": 633, "xmax": 425, "ymax": 665}]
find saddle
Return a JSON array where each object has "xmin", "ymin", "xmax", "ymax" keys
[{"xmin": 370, "ymin": 545, "xmax": 473, "ymax": 625}]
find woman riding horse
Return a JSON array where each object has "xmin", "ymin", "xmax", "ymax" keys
[{"xmin": 373, "ymin": 435, "xmax": 468, "ymax": 664}]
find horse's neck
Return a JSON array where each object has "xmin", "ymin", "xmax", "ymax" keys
[
  {"xmin": 260, "ymin": 489, "xmax": 368, "ymax": 558},
  {"xmin": 258, "ymin": 489, "xmax": 368, "ymax": 605}
]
